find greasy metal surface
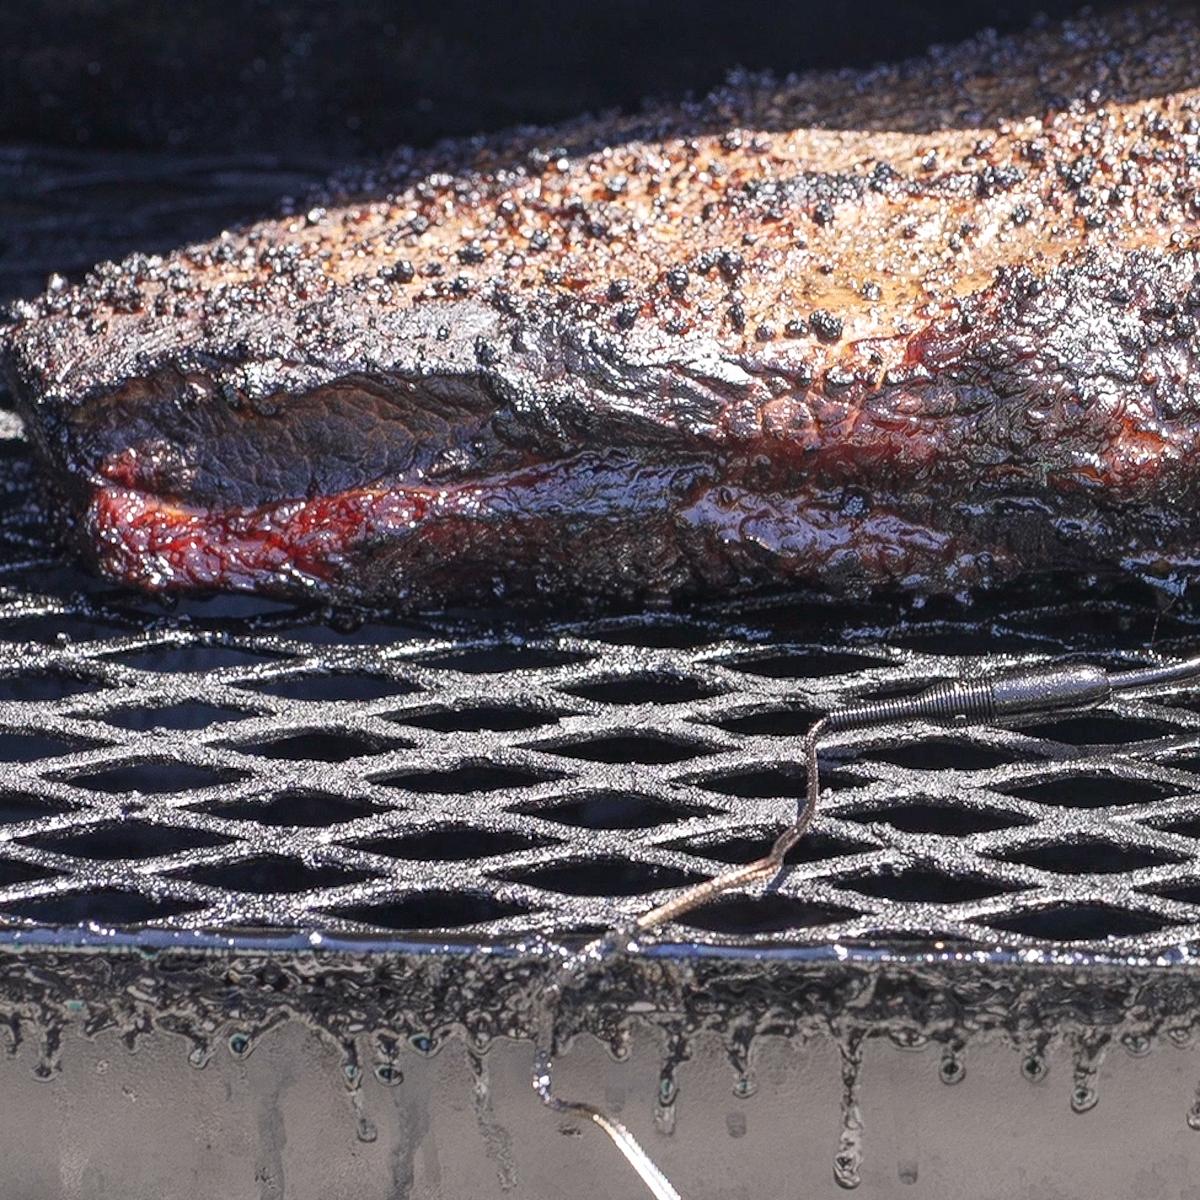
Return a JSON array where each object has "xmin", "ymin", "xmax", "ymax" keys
[
  {"xmin": 6, "ymin": 939, "xmax": 1200, "ymax": 1197},
  {"xmin": 5, "ymin": 145, "xmax": 1200, "ymax": 957}
]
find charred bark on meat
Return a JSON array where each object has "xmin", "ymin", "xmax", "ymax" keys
[{"xmin": 5, "ymin": 5, "xmax": 1200, "ymax": 608}]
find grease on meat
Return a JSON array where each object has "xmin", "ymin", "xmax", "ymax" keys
[{"xmin": 5, "ymin": 5, "xmax": 1200, "ymax": 607}]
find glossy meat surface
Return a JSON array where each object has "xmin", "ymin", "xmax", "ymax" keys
[{"xmin": 5, "ymin": 5, "xmax": 1200, "ymax": 608}]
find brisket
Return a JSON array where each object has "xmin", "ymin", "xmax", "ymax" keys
[{"xmin": 5, "ymin": 5, "xmax": 1200, "ymax": 608}]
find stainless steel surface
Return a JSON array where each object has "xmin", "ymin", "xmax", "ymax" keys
[
  {"xmin": 9, "ymin": 1013, "xmax": 1200, "ymax": 1200},
  {"xmin": 1, "ymin": 942, "xmax": 1199, "ymax": 1198}
]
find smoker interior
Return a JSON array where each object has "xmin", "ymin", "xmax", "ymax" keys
[
  {"xmin": 4, "ymin": 3, "xmax": 1200, "ymax": 1196},
  {"xmin": 5, "ymin": 462, "xmax": 1200, "ymax": 952}
]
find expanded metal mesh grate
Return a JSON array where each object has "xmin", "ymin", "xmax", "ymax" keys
[{"xmin": 6, "ymin": 147, "xmax": 1200, "ymax": 956}]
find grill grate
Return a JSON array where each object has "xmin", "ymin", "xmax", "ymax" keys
[
  {"xmin": 6, "ymin": 147, "xmax": 1200, "ymax": 956},
  {"xmin": 2, "ymin": 433, "xmax": 1200, "ymax": 952}
]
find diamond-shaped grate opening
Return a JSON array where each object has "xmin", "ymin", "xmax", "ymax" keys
[
  {"xmin": 1020, "ymin": 605, "xmax": 1174, "ymax": 646},
  {"xmin": 674, "ymin": 830, "xmax": 873, "ymax": 866},
  {"xmin": 728, "ymin": 650, "xmax": 890, "ymax": 679},
  {"xmin": 376, "ymin": 764, "xmax": 559, "ymax": 795},
  {"xmin": 529, "ymin": 792, "xmax": 702, "ymax": 830},
  {"xmin": 0, "ymin": 792, "xmax": 75, "ymax": 824},
  {"xmin": 170, "ymin": 855, "xmax": 377, "ymax": 895},
  {"xmin": 201, "ymin": 790, "xmax": 384, "ymax": 827},
  {"xmin": 999, "ymin": 774, "xmax": 1187, "ymax": 809},
  {"xmin": 839, "ymin": 865, "xmax": 1021, "ymax": 904},
  {"xmin": 420, "ymin": 647, "xmax": 589, "ymax": 673},
  {"xmin": 1151, "ymin": 812, "xmax": 1200, "ymax": 839},
  {"xmin": 709, "ymin": 705, "xmax": 817, "ymax": 737},
  {"xmin": 1014, "ymin": 713, "xmax": 1184, "ymax": 745},
  {"xmin": 983, "ymin": 904, "xmax": 1180, "ymax": 942},
  {"xmin": 1167, "ymin": 751, "xmax": 1200, "ymax": 775},
  {"xmin": 0, "ymin": 860, "xmax": 61, "ymax": 887},
  {"xmin": 20, "ymin": 822, "xmax": 233, "ymax": 861},
  {"xmin": 501, "ymin": 858, "xmax": 705, "ymax": 897},
  {"xmin": 230, "ymin": 730, "xmax": 410, "ymax": 763},
  {"xmin": 63, "ymin": 761, "xmax": 247, "ymax": 795},
  {"xmin": 994, "ymin": 838, "xmax": 1185, "ymax": 875},
  {"xmin": 96, "ymin": 702, "xmax": 258, "ymax": 732},
  {"xmin": 389, "ymin": 706, "xmax": 565, "ymax": 732},
  {"xmin": 844, "ymin": 799, "xmax": 1031, "ymax": 835},
  {"xmin": 679, "ymin": 895, "xmax": 859, "ymax": 935},
  {"xmin": 864, "ymin": 739, "xmax": 1026, "ymax": 772},
  {"xmin": 237, "ymin": 671, "xmax": 420, "ymax": 702},
  {"xmin": 887, "ymin": 628, "xmax": 1043, "ymax": 655},
  {"xmin": 0, "ymin": 671, "xmax": 106, "ymax": 702},
  {"xmin": 109, "ymin": 642, "xmax": 284, "ymax": 673},
  {"xmin": 592, "ymin": 622, "xmax": 716, "ymax": 649},
  {"xmin": 1142, "ymin": 880, "xmax": 1200, "ymax": 905},
  {"xmin": 560, "ymin": 675, "xmax": 722, "ymax": 705},
  {"xmin": 0, "ymin": 890, "xmax": 201, "ymax": 926},
  {"xmin": 328, "ymin": 891, "xmax": 532, "ymax": 931},
  {"xmin": 694, "ymin": 767, "xmax": 810, "ymax": 800},
  {"xmin": 0, "ymin": 731, "xmax": 107, "ymax": 763},
  {"xmin": 533, "ymin": 733, "xmax": 713, "ymax": 765}
]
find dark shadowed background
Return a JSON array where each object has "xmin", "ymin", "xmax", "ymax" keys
[
  {"xmin": 4, "ymin": 1, "xmax": 1126, "ymax": 157},
  {"xmin": 0, "ymin": 1, "xmax": 1131, "ymax": 305}
]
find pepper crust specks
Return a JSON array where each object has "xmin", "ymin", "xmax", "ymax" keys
[{"xmin": 5, "ymin": 5, "xmax": 1200, "ymax": 607}]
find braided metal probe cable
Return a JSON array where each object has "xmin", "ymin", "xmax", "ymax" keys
[
  {"xmin": 533, "ymin": 923, "xmax": 683, "ymax": 1200},
  {"xmin": 634, "ymin": 715, "xmax": 831, "ymax": 932},
  {"xmin": 634, "ymin": 656, "xmax": 1186, "ymax": 933},
  {"xmin": 630, "ymin": 659, "xmax": 1143, "ymax": 934},
  {"xmin": 531, "ymin": 655, "xmax": 1200, "ymax": 1199},
  {"xmin": 530, "ymin": 718, "xmax": 832, "ymax": 1200}
]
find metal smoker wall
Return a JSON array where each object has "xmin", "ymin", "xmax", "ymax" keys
[{"xmin": 4, "ymin": 945, "xmax": 1200, "ymax": 1197}]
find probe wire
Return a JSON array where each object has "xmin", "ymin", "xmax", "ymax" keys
[
  {"xmin": 532, "ymin": 651, "xmax": 1200, "ymax": 1199},
  {"xmin": 531, "ymin": 719, "xmax": 829, "ymax": 1200}
]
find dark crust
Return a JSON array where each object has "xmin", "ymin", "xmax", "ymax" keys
[{"xmin": 6, "ymin": 4, "xmax": 1200, "ymax": 607}]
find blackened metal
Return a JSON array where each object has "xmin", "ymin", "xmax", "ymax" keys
[{"xmin": 3, "ymin": 935, "xmax": 1200, "ymax": 1197}]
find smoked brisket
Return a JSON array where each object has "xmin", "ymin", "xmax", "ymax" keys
[{"xmin": 5, "ymin": 6, "xmax": 1200, "ymax": 608}]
